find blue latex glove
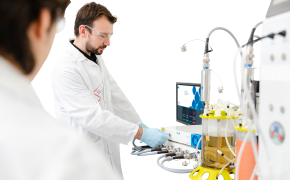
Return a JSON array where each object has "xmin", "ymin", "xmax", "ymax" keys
[
  {"xmin": 140, "ymin": 128, "xmax": 169, "ymax": 148},
  {"xmin": 139, "ymin": 123, "xmax": 148, "ymax": 129},
  {"xmin": 139, "ymin": 123, "xmax": 148, "ymax": 143}
]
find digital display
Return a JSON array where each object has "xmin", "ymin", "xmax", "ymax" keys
[{"xmin": 177, "ymin": 84, "xmax": 203, "ymax": 125}]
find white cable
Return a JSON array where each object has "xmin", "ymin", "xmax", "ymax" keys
[
  {"xmin": 227, "ymin": 107, "xmax": 239, "ymax": 117},
  {"xmin": 233, "ymin": 47, "xmax": 243, "ymax": 104},
  {"xmin": 211, "ymin": 69, "xmax": 223, "ymax": 90},
  {"xmin": 233, "ymin": 47, "xmax": 259, "ymax": 180},
  {"xmin": 239, "ymin": 46, "xmax": 258, "ymax": 162},
  {"xmin": 250, "ymin": 164, "xmax": 257, "ymax": 180},
  {"xmin": 225, "ymin": 120, "xmax": 236, "ymax": 157},
  {"xmin": 195, "ymin": 136, "xmax": 202, "ymax": 166},
  {"xmin": 207, "ymin": 27, "xmax": 243, "ymax": 58},
  {"xmin": 160, "ymin": 157, "xmax": 195, "ymax": 173},
  {"xmin": 157, "ymin": 155, "xmax": 195, "ymax": 173},
  {"xmin": 234, "ymin": 47, "xmax": 259, "ymax": 159},
  {"xmin": 183, "ymin": 39, "xmax": 213, "ymax": 50},
  {"xmin": 217, "ymin": 150, "xmax": 235, "ymax": 163},
  {"xmin": 216, "ymin": 159, "xmax": 234, "ymax": 179}
]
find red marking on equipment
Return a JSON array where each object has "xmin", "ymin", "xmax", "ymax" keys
[{"xmin": 279, "ymin": 134, "xmax": 283, "ymax": 140}]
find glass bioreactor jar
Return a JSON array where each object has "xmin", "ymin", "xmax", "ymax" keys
[{"xmin": 201, "ymin": 110, "xmax": 236, "ymax": 170}]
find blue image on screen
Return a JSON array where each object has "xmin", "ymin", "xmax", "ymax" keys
[{"xmin": 191, "ymin": 86, "xmax": 203, "ymax": 111}]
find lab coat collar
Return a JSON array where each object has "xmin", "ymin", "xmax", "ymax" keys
[
  {"xmin": 0, "ymin": 56, "xmax": 43, "ymax": 107},
  {"xmin": 67, "ymin": 39, "xmax": 87, "ymax": 62},
  {"xmin": 67, "ymin": 40, "xmax": 100, "ymax": 66}
]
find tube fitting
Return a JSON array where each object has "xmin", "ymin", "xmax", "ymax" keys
[
  {"xmin": 203, "ymin": 53, "xmax": 210, "ymax": 68},
  {"xmin": 246, "ymin": 46, "xmax": 254, "ymax": 66},
  {"xmin": 184, "ymin": 153, "xmax": 195, "ymax": 159},
  {"xmin": 168, "ymin": 148, "xmax": 178, "ymax": 153}
]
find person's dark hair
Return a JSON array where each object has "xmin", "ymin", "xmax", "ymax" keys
[
  {"xmin": 74, "ymin": 2, "xmax": 117, "ymax": 37},
  {"xmin": 0, "ymin": 0, "xmax": 70, "ymax": 74}
]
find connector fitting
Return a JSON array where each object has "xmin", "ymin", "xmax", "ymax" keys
[
  {"xmin": 176, "ymin": 151, "xmax": 184, "ymax": 156},
  {"xmin": 181, "ymin": 45, "xmax": 187, "ymax": 52},
  {"xmin": 168, "ymin": 148, "xmax": 177, "ymax": 153},
  {"xmin": 217, "ymin": 150, "xmax": 223, "ymax": 156},
  {"xmin": 161, "ymin": 147, "xmax": 168, "ymax": 151},
  {"xmin": 184, "ymin": 153, "xmax": 195, "ymax": 159},
  {"xmin": 246, "ymin": 47, "xmax": 254, "ymax": 65},
  {"xmin": 203, "ymin": 53, "xmax": 210, "ymax": 68}
]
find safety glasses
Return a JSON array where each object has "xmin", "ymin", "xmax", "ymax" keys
[
  {"xmin": 84, "ymin": 25, "xmax": 113, "ymax": 40},
  {"xmin": 56, "ymin": 17, "xmax": 66, "ymax": 33}
]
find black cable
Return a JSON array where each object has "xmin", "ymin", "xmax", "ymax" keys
[
  {"xmin": 166, "ymin": 153, "xmax": 176, "ymax": 157},
  {"xmin": 247, "ymin": 28, "xmax": 256, "ymax": 47},
  {"xmin": 151, "ymin": 148, "xmax": 162, "ymax": 152},
  {"xmin": 241, "ymin": 31, "xmax": 286, "ymax": 48},
  {"xmin": 141, "ymin": 145, "xmax": 151, "ymax": 148},
  {"xmin": 172, "ymin": 156, "xmax": 184, "ymax": 160},
  {"xmin": 157, "ymin": 150, "xmax": 169, "ymax": 154}
]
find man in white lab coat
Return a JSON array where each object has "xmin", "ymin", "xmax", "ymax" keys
[
  {"xmin": 0, "ymin": 0, "xmax": 119, "ymax": 179},
  {"xmin": 52, "ymin": 2, "xmax": 169, "ymax": 179}
]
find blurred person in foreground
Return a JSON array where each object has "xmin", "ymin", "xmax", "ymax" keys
[{"xmin": 0, "ymin": 0, "xmax": 118, "ymax": 179}]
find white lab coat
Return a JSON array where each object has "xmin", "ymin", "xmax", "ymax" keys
[
  {"xmin": 0, "ymin": 56, "xmax": 119, "ymax": 180},
  {"xmin": 52, "ymin": 40, "xmax": 142, "ymax": 179}
]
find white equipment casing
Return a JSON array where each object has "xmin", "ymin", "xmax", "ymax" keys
[
  {"xmin": 259, "ymin": 11, "xmax": 290, "ymax": 180},
  {"xmin": 162, "ymin": 125, "xmax": 202, "ymax": 148}
]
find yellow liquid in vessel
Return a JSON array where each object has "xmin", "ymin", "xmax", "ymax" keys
[{"xmin": 201, "ymin": 135, "xmax": 236, "ymax": 169}]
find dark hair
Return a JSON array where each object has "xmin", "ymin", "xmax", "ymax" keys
[
  {"xmin": 74, "ymin": 2, "xmax": 117, "ymax": 37},
  {"xmin": 0, "ymin": 0, "xmax": 70, "ymax": 74}
]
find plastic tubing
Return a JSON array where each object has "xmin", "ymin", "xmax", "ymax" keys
[
  {"xmin": 233, "ymin": 48, "xmax": 243, "ymax": 104},
  {"xmin": 217, "ymin": 150, "xmax": 235, "ymax": 163},
  {"xmin": 216, "ymin": 159, "xmax": 234, "ymax": 179},
  {"xmin": 195, "ymin": 136, "xmax": 202, "ymax": 166},
  {"xmin": 132, "ymin": 139, "xmax": 137, "ymax": 147},
  {"xmin": 254, "ymin": 21, "xmax": 263, "ymax": 29},
  {"xmin": 249, "ymin": 164, "xmax": 257, "ymax": 180},
  {"xmin": 207, "ymin": 27, "xmax": 243, "ymax": 58},
  {"xmin": 131, "ymin": 149, "xmax": 151, "ymax": 155},
  {"xmin": 235, "ymin": 130, "xmax": 250, "ymax": 180},
  {"xmin": 228, "ymin": 108, "xmax": 239, "ymax": 117},
  {"xmin": 233, "ymin": 47, "xmax": 258, "ymax": 180},
  {"xmin": 195, "ymin": 136, "xmax": 202, "ymax": 153},
  {"xmin": 158, "ymin": 156, "xmax": 195, "ymax": 173},
  {"xmin": 239, "ymin": 47, "xmax": 258, "ymax": 161},
  {"xmin": 234, "ymin": 47, "xmax": 259, "ymax": 161},
  {"xmin": 225, "ymin": 119, "xmax": 236, "ymax": 157}
]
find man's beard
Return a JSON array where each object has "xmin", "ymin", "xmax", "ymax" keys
[{"xmin": 85, "ymin": 37, "xmax": 107, "ymax": 55}]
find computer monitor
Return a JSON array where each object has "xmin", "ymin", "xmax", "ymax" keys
[{"xmin": 176, "ymin": 82, "xmax": 204, "ymax": 125}]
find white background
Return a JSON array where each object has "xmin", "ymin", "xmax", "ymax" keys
[{"xmin": 32, "ymin": 0, "xmax": 271, "ymax": 179}]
